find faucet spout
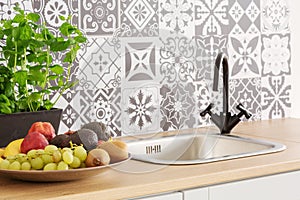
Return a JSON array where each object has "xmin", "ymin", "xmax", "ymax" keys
[
  {"xmin": 213, "ymin": 53, "xmax": 229, "ymax": 114},
  {"xmin": 200, "ymin": 52, "xmax": 252, "ymax": 134}
]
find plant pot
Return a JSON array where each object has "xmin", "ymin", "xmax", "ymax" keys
[{"xmin": 0, "ymin": 108, "xmax": 62, "ymax": 147}]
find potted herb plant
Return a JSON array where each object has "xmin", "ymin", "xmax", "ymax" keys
[{"xmin": 0, "ymin": 5, "xmax": 86, "ymax": 147}]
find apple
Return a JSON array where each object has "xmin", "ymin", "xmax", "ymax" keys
[
  {"xmin": 28, "ymin": 122, "xmax": 56, "ymax": 141},
  {"xmin": 20, "ymin": 132, "xmax": 49, "ymax": 154}
]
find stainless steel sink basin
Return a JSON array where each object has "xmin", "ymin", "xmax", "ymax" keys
[{"xmin": 126, "ymin": 133, "xmax": 286, "ymax": 165}]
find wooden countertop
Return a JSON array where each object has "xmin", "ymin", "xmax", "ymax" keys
[{"xmin": 2, "ymin": 118, "xmax": 300, "ymax": 200}]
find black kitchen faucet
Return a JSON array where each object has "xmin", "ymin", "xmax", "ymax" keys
[{"xmin": 200, "ymin": 52, "xmax": 252, "ymax": 134}]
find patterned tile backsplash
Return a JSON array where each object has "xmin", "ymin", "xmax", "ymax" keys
[{"xmin": 0, "ymin": 0, "xmax": 291, "ymax": 136}]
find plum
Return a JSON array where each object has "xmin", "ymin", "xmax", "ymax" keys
[{"xmin": 50, "ymin": 134, "xmax": 71, "ymax": 148}]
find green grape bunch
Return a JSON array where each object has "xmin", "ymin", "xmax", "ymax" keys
[{"xmin": 0, "ymin": 143, "xmax": 88, "ymax": 171}]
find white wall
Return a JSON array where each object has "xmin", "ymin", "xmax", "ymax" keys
[{"xmin": 290, "ymin": 0, "xmax": 300, "ymax": 118}]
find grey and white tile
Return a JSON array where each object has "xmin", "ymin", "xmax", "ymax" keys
[
  {"xmin": 75, "ymin": 88, "xmax": 122, "ymax": 137},
  {"xmin": 33, "ymin": 0, "xmax": 78, "ymax": 34},
  {"xmin": 261, "ymin": 33, "xmax": 291, "ymax": 76},
  {"xmin": 0, "ymin": 0, "xmax": 33, "ymax": 20},
  {"xmin": 159, "ymin": 35, "xmax": 196, "ymax": 84},
  {"xmin": 229, "ymin": 78, "xmax": 261, "ymax": 121},
  {"xmin": 195, "ymin": 35, "xmax": 228, "ymax": 81},
  {"xmin": 51, "ymin": 89, "xmax": 81, "ymax": 133},
  {"xmin": 228, "ymin": 34, "xmax": 261, "ymax": 78},
  {"xmin": 78, "ymin": 0, "xmax": 118, "ymax": 36},
  {"xmin": 160, "ymin": 82, "xmax": 196, "ymax": 131},
  {"xmin": 78, "ymin": 37, "xmax": 121, "ymax": 90},
  {"xmin": 120, "ymin": 0, "xmax": 158, "ymax": 37},
  {"xmin": 159, "ymin": 0, "xmax": 194, "ymax": 36},
  {"xmin": 228, "ymin": 0, "xmax": 260, "ymax": 34},
  {"xmin": 194, "ymin": 80, "xmax": 212, "ymax": 126},
  {"xmin": 121, "ymin": 38, "xmax": 160, "ymax": 84},
  {"xmin": 195, "ymin": 0, "xmax": 229, "ymax": 35},
  {"xmin": 92, "ymin": 88, "xmax": 122, "ymax": 137},
  {"xmin": 261, "ymin": 0, "xmax": 290, "ymax": 33},
  {"xmin": 121, "ymin": 84, "xmax": 160, "ymax": 135},
  {"xmin": 261, "ymin": 76, "xmax": 291, "ymax": 120}
]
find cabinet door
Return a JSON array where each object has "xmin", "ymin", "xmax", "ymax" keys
[
  {"xmin": 182, "ymin": 187, "xmax": 209, "ymax": 200},
  {"xmin": 210, "ymin": 171, "xmax": 300, "ymax": 200},
  {"xmin": 133, "ymin": 192, "xmax": 182, "ymax": 200}
]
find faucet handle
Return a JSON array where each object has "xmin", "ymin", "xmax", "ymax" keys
[
  {"xmin": 236, "ymin": 103, "xmax": 252, "ymax": 119},
  {"xmin": 200, "ymin": 103, "xmax": 213, "ymax": 117}
]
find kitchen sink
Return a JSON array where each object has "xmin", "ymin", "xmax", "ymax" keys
[{"xmin": 126, "ymin": 132, "xmax": 286, "ymax": 165}]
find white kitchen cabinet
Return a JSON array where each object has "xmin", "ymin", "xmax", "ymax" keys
[
  {"xmin": 132, "ymin": 192, "xmax": 183, "ymax": 200},
  {"xmin": 180, "ymin": 171, "xmax": 300, "ymax": 200},
  {"xmin": 133, "ymin": 170, "xmax": 300, "ymax": 200},
  {"xmin": 209, "ymin": 170, "xmax": 300, "ymax": 200},
  {"xmin": 182, "ymin": 187, "xmax": 209, "ymax": 200}
]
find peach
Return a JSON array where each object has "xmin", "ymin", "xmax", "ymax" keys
[{"xmin": 28, "ymin": 122, "xmax": 56, "ymax": 141}]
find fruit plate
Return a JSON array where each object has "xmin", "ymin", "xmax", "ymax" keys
[{"xmin": 0, "ymin": 154, "xmax": 131, "ymax": 182}]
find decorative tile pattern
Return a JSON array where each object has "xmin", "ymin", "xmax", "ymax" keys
[
  {"xmin": 61, "ymin": 104, "xmax": 79, "ymax": 130},
  {"xmin": 79, "ymin": 0, "xmax": 118, "ymax": 36},
  {"xmin": 78, "ymin": 37, "xmax": 121, "ymax": 90},
  {"xmin": 76, "ymin": 88, "xmax": 122, "ymax": 137},
  {"xmin": 159, "ymin": 35, "xmax": 196, "ymax": 84},
  {"xmin": 195, "ymin": 0, "xmax": 229, "ymax": 35},
  {"xmin": 77, "ymin": 90, "xmax": 95, "ymax": 125},
  {"xmin": 261, "ymin": 34, "xmax": 291, "ymax": 76},
  {"xmin": 121, "ymin": 85, "xmax": 160, "ymax": 135},
  {"xmin": 160, "ymin": 82, "xmax": 196, "ymax": 131},
  {"xmin": 124, "ymin": 40, "xmax": 157, "ymax": 82},
  {"xmin": 261, "ymin": 76, "xmax": 291, "ymax": 119},
  {"xmin": 194, "ymin": 80, "xmax": 211, "ymax": 126},
  {"xmin": 50, "ymin": 89, "xmax": 81, "ymax": 133},
  {"xmin": 195, "ymin": 35, "xmax": 228, "ymax": 81},
  {"xmin": 94, "ymin": 88, "xmax": 122, "ymax": 137},
  {"xmin": 0, "ymin": 0, "xmax": 293, "ymax": 136},
  {"xmin": 121, "ymin": 0, "xmax": 158, "ymax": 37},
  {"xmin": 33, "ymin": 0, "xmax": 78, "ymax": 32},
  {"xmin": 0, "ymin": 0, "xmax": 33, "ymax": 20},
  {"xmin": 109, "ymin": 88, "xmax": 122, "ymax": 136},
  {"xmin": 228, "ymin": 0, "xmax": 260, "ymax": 34},
  {"xmin": 261, "ymin": 0, "xmax": 290, "ymax": 33},
  {"xmin": 160, "ymin": 0, "xmax": 194, "ymax": 35},
  {"xmin": 229, "ymin": 78, "xmax": 261, "ymax": 121},
  {"xmin": 228, "ymin": 34, "xmax": 261, "ymax": 78}
]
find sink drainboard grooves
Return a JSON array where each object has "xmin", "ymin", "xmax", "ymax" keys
[{"xmin": 146, "ymin": 144, "xmax": 162, "ymax": 154}]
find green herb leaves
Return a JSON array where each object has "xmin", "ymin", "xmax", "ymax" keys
[{"xmin": 0, "ymin": 4, "xmax": 86, "ymax": 114}]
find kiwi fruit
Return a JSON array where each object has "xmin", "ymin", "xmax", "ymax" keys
[
  {"xmin": 85, "ymin": 149, "xmax": 110, "ymax": 167},
  {"xmin": 81, "ymin": 122, "xmax": 111, "ymax": 141},
  {"xmin": 70, "ymin": 129, "xmax": 98, "ymax": 151}
]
